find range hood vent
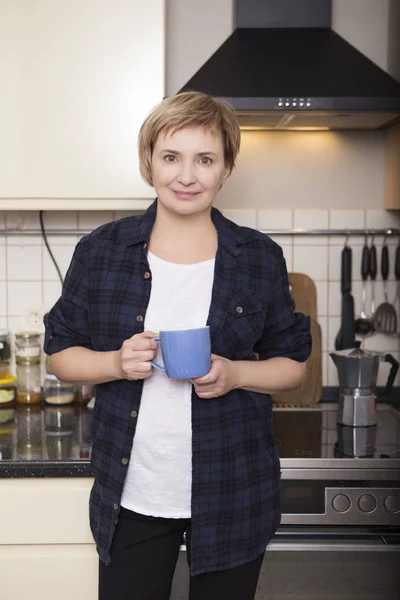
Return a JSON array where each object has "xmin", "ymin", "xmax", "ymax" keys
[{"xmin": 178, "ymin": 0, "xmax": 400, "ymax": 130}]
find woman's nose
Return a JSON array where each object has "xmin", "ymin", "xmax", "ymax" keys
[{"xmin": 177, "ymin": 162, "xmax": 196, "ymax": 185}]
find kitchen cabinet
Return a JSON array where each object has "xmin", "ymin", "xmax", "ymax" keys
[
  {"xmin": 0, "ymin": 477, "xmax": 189, "ymax": 599},
  {"xmin": 0, "ymin": 0, "xmax": 164, "ymax": 210},
  {"xmin": 0, "ymin": 478, "xmax": 97, "ymax": 599},
  {"xmin": 384, "ymin": 125, "xmax": 400, "ymax": 209}
]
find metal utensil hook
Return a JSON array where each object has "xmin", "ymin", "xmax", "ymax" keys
[{"xmin": 344, "ymin": 231, "xmax": 350, "ymax": 247}]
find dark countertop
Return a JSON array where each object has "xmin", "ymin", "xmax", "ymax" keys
[
  {"xmin": 0, "ymin": 388, "xmax": 399, "ymax": 478},
  {"xmin": 0, "ymin": 402, "xmax": 93, "ymax": 478}
]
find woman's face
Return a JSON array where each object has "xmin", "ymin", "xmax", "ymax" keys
[{"xmin": 151, "ymin": 126, "xmax": 230, "ymax": 217}]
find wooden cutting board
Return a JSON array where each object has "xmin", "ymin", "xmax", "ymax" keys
[
  {"xmin": 272, "ymin": 273, "xmax": 322, "ymax": 405},
  {"xmin": 288, "ymin": 272, "xmax": 317, "ymax": 320}
]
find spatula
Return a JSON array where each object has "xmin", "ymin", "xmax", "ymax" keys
[{"xmin": 373, "ymin": 240, "xmax": 397, "ymax": 334}]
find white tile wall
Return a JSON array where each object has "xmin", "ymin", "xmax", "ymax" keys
[{"xmin": 0, "ymin": 208, "xmax": 399, "ymax": 387}]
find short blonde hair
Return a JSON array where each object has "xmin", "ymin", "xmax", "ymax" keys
[{"xmin": 138, "ymin": 91, "xmax": 241, "ymax": 186}]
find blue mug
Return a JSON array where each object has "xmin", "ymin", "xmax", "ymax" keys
[{"xmin": 149, "ymin": 326, "xmax": 211, "ymax": 379}]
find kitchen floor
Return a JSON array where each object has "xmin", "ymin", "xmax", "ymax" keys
[{"xmin": 170, "ymin": 551, "xmax": 400, "ymax": 599}]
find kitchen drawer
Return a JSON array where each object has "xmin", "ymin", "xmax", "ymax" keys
[
  {"xmin": 0, "ymin": 478, "xmax": 93, "ymax": 544},
  {"xmin": 0, "ymin": 544, "xmax": 98, "ymax": 600}
]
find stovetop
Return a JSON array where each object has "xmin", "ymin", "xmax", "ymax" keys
[{"xmin": 272, "ymin": 403, "xmax": 400, "ymax": 462}]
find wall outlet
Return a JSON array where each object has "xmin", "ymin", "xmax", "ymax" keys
[{"xmin": 22, "ymin": 304, "xmax": 50, "ymax": 332}]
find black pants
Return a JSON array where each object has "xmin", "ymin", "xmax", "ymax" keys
[{"xmin": 99, "ymin": 507, "xmax": 264, "ymax": 600}]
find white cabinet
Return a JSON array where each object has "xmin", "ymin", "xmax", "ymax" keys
[
  {"xmin": 0, "ymin": 477, "xmax": 189, "ymax": 600},
  {"xmin": 0, "ymin": 478, "xmax": 97, "ymax": 600},
  {"xmin": 0, "ymin": 0, "xmax": 164, "ymax": 210},
  {"xmin": 1, "ymin": 545, "xmax": 98, "ymax": 600}
]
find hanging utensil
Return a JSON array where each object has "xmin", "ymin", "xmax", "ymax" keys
[
  {"xmin": 355, "ymin": 237, "xmax": 373, "ymax": 335},
  {"xmin": 395, "ymin": 240, "xmax": 400, "ymax": 321},
  {"xmin": 370, "ymin": 235, "xmax": 377, "ymax": 319},
  {"xmin": 335, "ymin": 240, "xmax": 356, "ymax": 350},
  {"xmin": 373, "ymin": 237, "xmax": 397, "ymax": 334}
]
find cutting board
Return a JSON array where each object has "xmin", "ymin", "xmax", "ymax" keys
[{"xmin": 272, "ymin": 273, "xmax": 322, "ymax": 405}]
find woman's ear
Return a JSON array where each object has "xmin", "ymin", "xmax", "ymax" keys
[{"xmin": 221, "ymin": 166, "xmax": 231, "ymax": 186}]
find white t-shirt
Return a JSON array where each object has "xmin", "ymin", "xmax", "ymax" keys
[{"xmin": 120, "ymin": 251, "xmax": 215, "ymax": 518}]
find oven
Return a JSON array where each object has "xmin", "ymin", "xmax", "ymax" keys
[{"xmin": 170, "ymin": 403, "xmax": 400, "ymax": 599}]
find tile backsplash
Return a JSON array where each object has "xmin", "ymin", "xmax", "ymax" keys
[{"xmin": 1, "ymin": 208, "xmax": 399, "ymax": 388}]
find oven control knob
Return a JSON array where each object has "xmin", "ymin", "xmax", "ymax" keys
[
  {"xmin": 358, "ymin": 494, "xmax": 377, "ymax": 513},
  {"xmin": 384, "ymin": 495, "xmax": 400, "ymax": 514},
  {"xmin": 332, "ymin": 494, "xmax": 351, "ymax": 512}
]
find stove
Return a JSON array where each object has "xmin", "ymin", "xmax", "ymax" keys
[{"xmin": 272, "ymin": 403, "xmax": 400, "ymax": 527}]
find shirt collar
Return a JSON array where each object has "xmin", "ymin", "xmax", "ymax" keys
[{"xmin": 121, "ymin": 198, "xmax": 250, "ymax": 257}]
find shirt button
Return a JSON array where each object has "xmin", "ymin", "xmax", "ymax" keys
[
  {"xmin": 136, "ymin": 315, "xmax": 144, "ymax": 322},
  {"xmin": 121, "ymin": 457, "xmax": 129, "ymax": 465},
  {"xmin": 143, "ymin": 242, "xmax": 147, "ymax": 249},
  {"xmin": 144, "ymin": 272, "xmax": 151, "ymax": 279},
  {"xmin": 113, "ymin": 503, "xmax": 119, "ymax": 511},
  {"xmin": 236, "ymin": 306, "xmax": 244, "ymax": 314},
  {"xmin": 130, "ymin": 410, "xmax": 138, "ymax": 418}
]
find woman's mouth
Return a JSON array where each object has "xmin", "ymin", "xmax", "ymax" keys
[{"xmin": 172, "ymin": 190, "xmax": 200, "ymax": 199}]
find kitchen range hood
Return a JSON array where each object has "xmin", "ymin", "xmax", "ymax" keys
[{"xmin": 178, "ymin": 0, "xmax": 400, "ymax": 130}]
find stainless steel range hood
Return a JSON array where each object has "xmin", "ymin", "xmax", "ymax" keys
[{"xmin": 178, "ymin": 0, "xmax": 400, "ymax": 130}]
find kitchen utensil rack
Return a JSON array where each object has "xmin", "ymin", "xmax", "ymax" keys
[{"xmin": 1, "ymin": 228, "xmax": 398, "ymax": 237}]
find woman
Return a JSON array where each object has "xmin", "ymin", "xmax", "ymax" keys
[{"xmin": 44, "ymin": 91, "xmax": 311, "ymax": 600}]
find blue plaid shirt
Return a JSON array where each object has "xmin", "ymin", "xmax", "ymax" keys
[{"xmin": 44, "ymin": 200, "xmax": 311, "ymax": 575}]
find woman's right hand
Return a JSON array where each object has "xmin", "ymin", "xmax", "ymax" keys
[{"xmin": 118, "ymin": 331, "xmax": 159, "ymax": 380}]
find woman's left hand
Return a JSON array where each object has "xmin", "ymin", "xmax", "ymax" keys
[{"xmin": 191, "ymin": 354, "xmax": 239, "ymax": 398}]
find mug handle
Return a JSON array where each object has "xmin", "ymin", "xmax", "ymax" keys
[{"xmin": 149, "ymin": 336, "xmax": 165, "ymax": 373}]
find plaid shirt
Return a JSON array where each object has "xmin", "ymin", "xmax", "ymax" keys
[{"xmin": 44, "ymin": 200, "xmax": 311, "ymax": 575}]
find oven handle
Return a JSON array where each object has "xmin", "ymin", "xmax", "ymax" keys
[
  {"xmin": 180, "ymin": 534, "xmax": 400, "ymax": 553},
  {"xmin": 266, "ymin": 532, "xmax": 400, "ymax": 552}
]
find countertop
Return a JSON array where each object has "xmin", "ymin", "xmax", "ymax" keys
[
  {"xmin": 1, "ymin": 388, "xmax": 399, "ymax": 478},
  {"xmin": 0, "ymin": 402, "xmax": 93, "ymax": 478}
]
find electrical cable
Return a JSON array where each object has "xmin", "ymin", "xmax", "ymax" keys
[{"xmin": 39, "ymin": 211, "xmax": 64, "ymax": 286}]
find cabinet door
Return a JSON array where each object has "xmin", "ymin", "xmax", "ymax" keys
[
  {"xmin": 1, "ymin": 545, "xmax": 98, "ymax": 600},
  {"xmin": 0, "ymin": 0, "xmax": 164, "ymax": 201}
]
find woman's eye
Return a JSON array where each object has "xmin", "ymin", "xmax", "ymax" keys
[
  {"xmin": 199, "ymin": 157, "xmax": 212, "ymax": 165},
  {"xmin": 164, "ymin": 155, "xmax": 176, "ymax": 162}
]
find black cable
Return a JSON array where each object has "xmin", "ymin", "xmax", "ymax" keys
[{"xmin": 39, "ymin": 211, "xmax": 64, "ymax": 286}]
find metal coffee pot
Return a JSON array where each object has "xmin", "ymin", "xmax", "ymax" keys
[{"xmin": 330, "ymin": 343, "xmax": 399, "ymax": 427}]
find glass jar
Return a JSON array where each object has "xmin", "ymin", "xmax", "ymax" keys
[
  {"xmin": 0, "ymin": 329, "xmax": 11, "ymax": 362},
  {"xmin": 44, "ymin": 374, "xmax": 76, "ymax": 405},
  {"xmin": 0, "ymin": 366, "xmax": 17, "ymax": 408},
  {"xmin": 76, "ymin": 384, "xmax": 94, "ymax": 405},
  {"xmin": 16, "ymin": 362, "xmax": 42, "ymax": 405},
  {"xmin": 15, "ymin": 332, "xmax": 41, "ymax": 363}
]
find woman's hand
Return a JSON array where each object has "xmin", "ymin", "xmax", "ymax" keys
[
  {"xmin": 118, "ymin": 331, "xmax": 158, "ymax": 380},
  {"xmin": 191, "ymin": 354, "xmax": 239, "ymax": 398}
]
